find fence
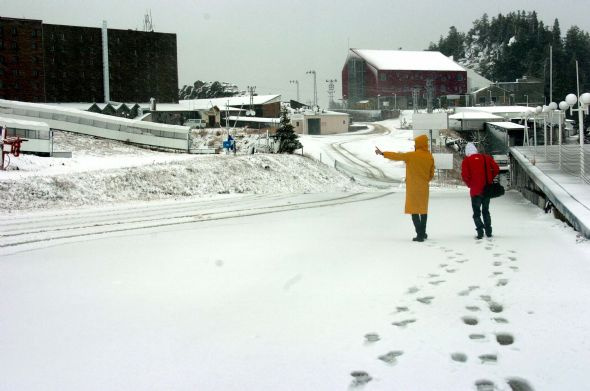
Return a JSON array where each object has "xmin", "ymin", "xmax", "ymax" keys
[{"xmin": 514, "ymin": 145, "xmax": 590, "ymax": 184}]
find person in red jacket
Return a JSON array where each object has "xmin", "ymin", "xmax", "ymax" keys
[{"xmin": 461, "ymin": 142, "xmax": 500, "ymax": 239}]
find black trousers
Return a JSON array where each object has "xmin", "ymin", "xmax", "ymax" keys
[
  {"xmin": 471, "ymin": 195, "xmax": 491, "ymax": 232},
  {"xmin": 411, "ymin": 214, "xmax": 428, "ymax": 237}
]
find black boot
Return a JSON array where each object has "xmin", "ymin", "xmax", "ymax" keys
[
  {"xmin": 411, "ymin": 214, "xmax": 424, "ymax": 242},
  {"xmin": 421, "ymin": 214, "xmax": 428, "ymax": 240},
  {"xmin": 476, "ymin": 228, "xmax": 484, "ymax": 239},
  {"xmin": 485, "ymin": 226, "xmax": 492, "ymax": 238}
]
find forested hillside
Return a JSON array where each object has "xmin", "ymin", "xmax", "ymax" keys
[{"xmin": 428, "ymin": 11, "xmax": 590, "ymax": 102}]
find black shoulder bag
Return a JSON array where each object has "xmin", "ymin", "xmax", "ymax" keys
[{"xmin": 483, "ymin": 155, "xmax": 505, "ymax": 198}]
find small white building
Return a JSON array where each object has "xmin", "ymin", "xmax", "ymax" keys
[{"xmin": 290, "ymin": 110, "xmax": 350, "ymax": 135}]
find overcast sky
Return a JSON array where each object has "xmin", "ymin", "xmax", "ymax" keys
[{"xmin": 3, "ymin": 0, "xmax": 590, "ymax": 106}]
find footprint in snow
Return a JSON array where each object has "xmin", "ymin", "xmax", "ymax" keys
[
  {"xmin": 364, "ymin": 333, "xmax": 380, "ymax": 343},
  {"xmin": 496, "ymin": 333, "xmax": 514, "ymax": 346},
  {"xmin": 492, "ymin": 271, "xmax": 504, "ymax": 276},
  {"xmin": 466, "ymin": 305, "xmax": 481, "ymax": 312},
  {"xmin": 478, "ymin": 354, "xmax": 498, "ymax": 364},
  {"xmin": 493, "ymin": 317, "xmax": 509, "ymax": 324},
  {"xmin": 493, "ymin": 253, "xmax": 502, "ymax": 257},
  {"xmin": 462, "ymin": 316, "xmax": 479, "ymax": 326},
  {"xmin": 480, "ymin": 295, "xmax": 492, "ymax": 302},
  {"xmin": 489, "ymin": 302, "xmax": 504, "ymax": 313},
  {"xmin": 392, "ymin": 319, "xmax": 416, "ymax": 327},
  {"xmin": 475, "ymin": 379, "xmax": 496, "ymax": 391},
  {"xmin": 407, "ymin": 286, "xmax": 420, "ymax": 294},
  {"xmin": 510, "ymin": 266, "xmax": 520, "ymax": 271},
  {"xmin": 497, "ymin": 279, "xmax": 509, "ymax": 287},
  {"xmin": 446, "ymin": 268, "xmax": 457, "ymax": 273},
  {"xmin": 417, "ymin": 296, "xmax": 434, "ymax": 304},
  {"xmin": 428, "ymin": 273, "xmax": 440, "ymax": 278},
  {"xmin": 469, "ymin": 334, "xmax": 487, "ymax": 341},
  {"xmin": 507, "ymin": 378, "xmax": 535, "ymax": 391},
  {"xmin": 450, "ymin": 352, "xmax": 468, "ymax": 362},
  {"xmin": 378, "ymin": 350, "xmax": 403, "ymax": 365},
  {"xmin": 508, "ymin": 256, "xmax": 518, "ymax": 261},
  {"xmin": 395, "ymin": 306, "xmax": 409, "ymax": 313},
  {"xmin": 350, "ymin": 371, "xmax": 372, "ymax": 387},
  {"xmin": 439, "ymin": 263, "xmax": 448, "ymax": 268},
  {"xmin": 493, "ymin": 261, "xmax": 502, "ymax": 267},
  {"xmin": 429, "ymin": 280, "xmax": 445, "ymax": 286}
]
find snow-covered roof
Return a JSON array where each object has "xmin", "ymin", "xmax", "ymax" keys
[
  {"xmin": 352, "ymin": 49, "xmax": 465, "ymax": 72},
  {"xmin": 0, "ymin": 115, "xmax": 50, "ymax": 131},
  {"xmin": 455, "ymin": 106, "xmax": 532, "ymax": 115},
  {"xmin": 449, "ymin": 112, "xmax": 503, "ymax": 120},
  {"xmin": 180, "ymin": 95, "xmax": 281, "ymax": 110},
  {"xmin": 227, "ymin": 116, "xmax": 279, "ymax": 124},
  {"xmin": 486, "ymin": 121, "xmax": 526, "ymax": 129}
]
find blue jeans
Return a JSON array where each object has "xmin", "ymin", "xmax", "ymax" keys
[{"xmin": 471, "ymin": 195, "xmax": 491, "ymax": 233}]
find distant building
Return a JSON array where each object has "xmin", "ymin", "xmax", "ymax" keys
[
  {"xmin": 291, "ymin": 110, "xmax": 350, "ymax": 135},
  {"xmin": 341, "ymin": 49, "xmax": 467, "ymax": 110},
  {"xmin": 0, "ymin": 16, "xmax": 178, "ymax": 104},
  {"xmin": 468, "ymin": 76, "xmax": 544, "ymax": 107}
]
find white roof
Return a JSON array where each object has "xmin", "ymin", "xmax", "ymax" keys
[
  {"xmin": 449, "ymin": 112, "xmax": 504, "ymax": 120},
  {"xmin": 486, "ymin": 121, "xmax": 526, "ymax": 129},
  {"xmin": 352, "ymin": 49, "xmax": 465, "ymax": 72},
  {"xmin": 0, "ymin": 115, "xmax": 50, "ymax": 131},
  {"xmin": 455, "ymin": 106, "xmax": 532, "ymax": 115},
  {"xmin": 180, "ymin": 95, "xmax": 281, "ymax": 110},
  {"xmin": 227, "ymin": 116, "xmax": 279, "ymax": 124}
]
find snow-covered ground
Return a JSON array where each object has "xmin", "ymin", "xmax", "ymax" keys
[{"xmin": 1, "ymin": 118, "xmax": 590, "ymax": 391}]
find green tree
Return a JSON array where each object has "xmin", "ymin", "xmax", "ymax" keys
[{"xmin": 275, "ymin": 108, "xmax": 302, "ymax": 154}]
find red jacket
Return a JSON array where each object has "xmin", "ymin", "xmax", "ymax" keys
[{"xmin": 461, "ymin": 154, "xmax": 500, "ymax": 197}]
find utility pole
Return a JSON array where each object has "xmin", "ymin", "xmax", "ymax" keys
[
  {"xmin": 326, "ymin": 79, "xmax": 337, "ymax": 109},
  {"xmin": 306, "ymin": 70, "xmax": 317, "ymax": 108},
  {"xmin": 412, "ymin": 88, "xmax": 420, "ymax": 112},
  {"xmin": 290, "ymin": 80, "xmax": 299, "ymax": 102},
  {"xmin": 247, "ymin": 86, "xmax": 256, "ymax": 116},
  {"xmin": 426, "ymin": 79, "xmax": 434, "ymax": 113}
]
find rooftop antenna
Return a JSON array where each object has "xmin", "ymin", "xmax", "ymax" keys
[{"xmin": 143, "ymin": 10, "xmax": 154, "ymax": 32}]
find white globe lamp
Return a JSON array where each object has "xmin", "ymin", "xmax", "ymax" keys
[{"xmin": 565, "ymin": 94, "xmax": 578, "ymax": 106}]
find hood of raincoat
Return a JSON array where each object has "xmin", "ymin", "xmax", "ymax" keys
[
  {"xmin": 414, "ymin": 135, "xmax": 429, "ymax": 151},
  {"xmin": 465, "ymin": 142, "xmax": 478, "ymax": 156}
]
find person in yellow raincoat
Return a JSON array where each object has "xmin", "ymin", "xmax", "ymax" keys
[{"xmin": 375, "ymin": 134, "xmax": 435, "ymax": 242}]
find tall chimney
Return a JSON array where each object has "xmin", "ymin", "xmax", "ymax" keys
[{"xmin": 102, "ymin": 20, "xmax": 110, "ymax": 103}]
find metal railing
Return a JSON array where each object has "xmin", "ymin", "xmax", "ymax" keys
[{"xmin": 514, "ymin": 144, "xmax": 590, "ymax": 184}]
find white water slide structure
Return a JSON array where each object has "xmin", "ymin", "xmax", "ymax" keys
[{"xmin": 0, "ymin": 99, "xmax": 191, "ymax": 154}]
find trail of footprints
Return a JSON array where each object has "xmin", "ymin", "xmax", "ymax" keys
[{"xmin": 350, "ymin": 241, "xmax": 534, "ymax": 390}]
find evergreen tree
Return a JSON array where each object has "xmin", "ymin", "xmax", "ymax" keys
[{"xmin": 275, "ymin": 108, "xmax": 302, "ymax": 154}]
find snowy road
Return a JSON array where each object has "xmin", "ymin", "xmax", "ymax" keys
[{"xmin": 1, "ymin": 190, "xmax": 590, "ymax": 390}]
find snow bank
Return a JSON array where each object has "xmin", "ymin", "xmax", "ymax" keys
[{"xmin": 0, "ymin": 154, "xmax": 365, "ymax": 211}]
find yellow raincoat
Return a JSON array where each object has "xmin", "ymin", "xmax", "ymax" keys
[{"xmin": 383, "ymin": 135, "xmax": 434, "ymax": 214}]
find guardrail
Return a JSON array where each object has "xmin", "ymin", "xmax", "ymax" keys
[{"xmin": 514, "ymin": 145, "xmax": 590, "ymax": 184}]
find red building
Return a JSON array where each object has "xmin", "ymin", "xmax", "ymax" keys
[{"xmin": 342, "ymin": 49, "xmax": 467, "ymax": 110}]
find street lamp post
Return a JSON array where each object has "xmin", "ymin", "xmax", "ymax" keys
[
  {"xmin": 306, "ymin": 70, "xmax": 317, "ymax": 108},
  {"xmin": 290, "ymin": 80, "xmax": 299, "ymax": 102},
  {"xmin": 558, "ymin": 101, "xmax": 569, "ymax": 169},
  {"xmin": 377, "ymin": 94, "xmax": 381, "ymax": 109},
  {"xmin": 524, "ymin": 94, "xmax": 529, "ymax": 107},
  {"xmin": 565, "ymin": 92, "xmax": 590, "ymax": 178}
]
